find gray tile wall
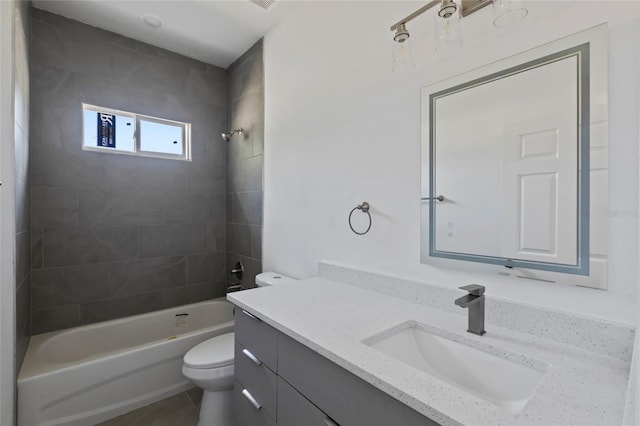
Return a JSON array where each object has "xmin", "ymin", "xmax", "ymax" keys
[
  {"xmin": 30, "ymin": 9, "xmax": 228, "ymax": 334},
  {"xmin": 226, "ymin": 40, "xmax": 264, "ymax": 289},
  {"xmin": 15, "ymin": 0, "xmax": 31, "ymax": 374}
]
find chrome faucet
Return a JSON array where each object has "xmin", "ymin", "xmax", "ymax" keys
[{"xmin": 454, "ymin": 284, "xmax": 486, "ymax": 336}]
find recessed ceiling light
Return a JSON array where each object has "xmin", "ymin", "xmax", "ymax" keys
[{"xmin": 141, "ymin": 14, "xmax": 163, "ymax": 29}]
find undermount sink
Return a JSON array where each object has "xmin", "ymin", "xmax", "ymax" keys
[{"xmin": 363, "ymin": 321, "xmax": 549, "ymax": 414}]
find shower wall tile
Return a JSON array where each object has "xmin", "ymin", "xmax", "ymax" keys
[
  {"xmin": 43, "ymin": 226, "xmax": 139, "ymax": 267},
  {"xmin": 31, "ymin": 186, "xmax": 79, "ymax": 229},
  {"xmin": 227, "ymin": 254, "xmax": 262, "ymax": 290},
  {"xmin": 79, "ymin": 292, "xmax": 165, "ymax": 324},
  {"xmin": 186, "ymin": 253, "xmax": 226, "ymax": 285},
  {"xmin": 78, "ymin": 190, "xmax": 163, "ymax": 227},
  {"xmin": 16, "ymin": 280, "xmax": 31, "ymax": 372},
  {"xmin": 186, "ymin": 161, "xmax": 226, "ymax": 194},
  {"xmin": 227, "ymin": 125, "xmax": 253, "ymax": 161},
  {"xmin": 207, "ymin": 128, "xmax": 228, "ymax": 167},
  {"xmin": 207, "ymin": 223, "xmax": 226, "ymax": 252},
  {"xmin": 185, "ymin": 67, "xmax": 227, "ymax": 106},
  {"xmin": 163, "ymin": 282, "xmax": 226, "ymax": 308},
  {"xmin": 110, "ymin": 256, "xmax": 186, "ymax": 298},
  {"xmin": 227, "ymin": 40, "xmax": 264, "ymax": 101},
  {"xmin": 30, "ymin": 145, "xmax": 81, "ymax": 188},
  {"xmin": 226, "ymin": 40, "xmax": 264, "ymax": 287},
  {"xmin": 30, "ymin": 10, "xmax": 227, "ymax": 331},
  {"xmin": 252, "ymin": 121, "xmax": 264, "ymax": 157},
  {"xmin": 31, "ymin": 264, "xmax": 110, "ymax": 310},
  {"xmin": 163, "ymin": 193, "xmax": 209, "ymax": 224},
  {"xmin": 32, "ymin": 305, "xmax": 80, "ymax": 335},
  {"xmin": 230, "ymin": 92, "xmax": 264, "ymax": 133},
  {"xmin": 231, "ymin": 191, "xmax": 263, "ymax": 225},
  {"xmin": 16, "ymin": 232, "xmax": 31, "ymax": 285},
  {"xmin": 15, "ymin": 175, "xmax": 30, "ymax": 233},
  {"xmin": 31, "ymin": 228, "xmax": 43, "ymax": 270},
  {"xmin": 227, "ymin": 156, "xmax": 263, "ymax": 194},
  {"xmin": 138, "ymin": 223, "xmax": 207, "ymax": 258},
  {"xmin": 208, "ymin": 194, "xmax": 227, "ymax": 223},
  {"xmin": 251, "ymin": 226, "xmax": 262, "ymax": 260},
  {"xmin": 227, "ymin": 223, "xmax": 252, "ymax": 258}
]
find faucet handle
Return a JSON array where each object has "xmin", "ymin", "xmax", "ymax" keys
[{"xmin": 459, "ymin": 284, "xmax": 485, "ymax": 296}]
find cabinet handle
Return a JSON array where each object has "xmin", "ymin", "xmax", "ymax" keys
[
  {"xmin": 241, "ymin": 389, "xmax": 262, "ymax": 410},
  {"xmin": 242, "ymin": 348, "xmax": 262, "ymax": 366},
  {"xmin": 324, "ymin": 417, "xmax": 340, "ymax": 426},
  {"xmin": 242, "ymin": 309, "xmax": 261, "ymax": 322}
]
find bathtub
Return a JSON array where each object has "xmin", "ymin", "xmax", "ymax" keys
[{"xmin": 18, "ymin": 298, "xmax": 234, "ymax": 426}]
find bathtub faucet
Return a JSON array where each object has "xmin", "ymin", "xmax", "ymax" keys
[
  {"xmin": 454, "ymin": 284, "xmax": 486, "ymax": 336},
  {"xmin": 226, "ymin": 284, "xmax": 242, "ymax": 293}
]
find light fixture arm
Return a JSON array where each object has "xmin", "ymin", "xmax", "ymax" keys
[
  {"xmin": 390, "ymin": 0, "xmax": 440, "ymax": 32},
  {"xmin": 390, "ymin": 0, "xmax": 493, "ymax": 32}
]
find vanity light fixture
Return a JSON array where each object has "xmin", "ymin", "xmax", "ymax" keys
[{"xmin": 390, "ymin": 0, "xmax": 527, "ymax": 68}]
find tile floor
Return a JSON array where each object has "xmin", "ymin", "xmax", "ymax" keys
[{"xmin": 96, "ymin": 388, "xmax": 203, "ymax": 426}]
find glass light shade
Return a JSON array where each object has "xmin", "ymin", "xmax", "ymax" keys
[
  {"xmin": 434, "ymin": 8, "xmax": 462, "ymax": 54},
  {"xmin": 493, "ymin": 0, "xmax": 528, "ymax": 27},
  {"xmin": 392, "ymin": 38, "xmax": 415, "ymax": 72}
]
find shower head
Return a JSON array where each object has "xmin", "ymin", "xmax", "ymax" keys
[{"xmin": 221, "ymin": 128, "xmax": 243, "ymax": 142}]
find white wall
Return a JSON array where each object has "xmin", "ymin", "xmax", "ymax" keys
[{"xmin": 264, "ymin": 1, "xmax": 640, "ymax": 325}]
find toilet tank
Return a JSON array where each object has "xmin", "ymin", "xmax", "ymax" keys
[{"xmin": 255, "ymin": 272, "xmax": 296, "ymax": 287}]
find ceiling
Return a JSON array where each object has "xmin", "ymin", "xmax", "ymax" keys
[{"xmin": 31, "ymin": 0, "xmax": 302, "ymax": 68}]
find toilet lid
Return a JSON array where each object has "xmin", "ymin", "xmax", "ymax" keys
[{"xmin": 183, "ymin": 332, "xmax": 234, "ymax": 369}]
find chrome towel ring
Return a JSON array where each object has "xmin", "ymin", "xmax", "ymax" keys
[{"xmin": 349, "ymin": 202, "xmax": 372, "ymax": 235}]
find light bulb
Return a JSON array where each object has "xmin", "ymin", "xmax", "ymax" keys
[
  {"xmin": 392, "ymin": 36, "xmax": 415, "ymax": 72},
  {"xmin": 434, "ymin": 6, "xmax": 462, "ymax": 54}
]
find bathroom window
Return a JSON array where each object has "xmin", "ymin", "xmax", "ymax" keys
[{"xmin": 82, "ymin": 104, "xmax": 191, "ymax": 161}]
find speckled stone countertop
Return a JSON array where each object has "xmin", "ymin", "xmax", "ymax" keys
[{"xmin": 228, "ymin": 277, "xmax": 630, "ymax": 426}]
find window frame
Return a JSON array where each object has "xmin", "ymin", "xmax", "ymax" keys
[{"xmin": 82, "ymin": 103, "xmax": 192, "ymax": 161}]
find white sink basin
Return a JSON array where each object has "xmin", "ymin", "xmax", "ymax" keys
[{"xmin": 363, "ymin": 321, "xmax": 549, "ymax": 414}]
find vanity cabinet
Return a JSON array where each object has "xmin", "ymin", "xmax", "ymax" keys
[{"xmin": 233, "ymin": 308, "xmax": 439, "ymax": 426}]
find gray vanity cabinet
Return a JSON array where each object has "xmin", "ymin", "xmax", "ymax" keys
[
  {"xmin": 233, "ymin": 308, "xmax": 439, "ymax": 426},
  {"xmin": 234, "ymin": 309, "xmax": 278, "ymax": 426},
  {"xmin": 277, "ymin": 377, "xmax": 334, "ymax": 426}
]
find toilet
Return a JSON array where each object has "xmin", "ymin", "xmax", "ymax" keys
[{"xmin": 182, "ymin": 272, "xmax": 295, "ymax": 426}]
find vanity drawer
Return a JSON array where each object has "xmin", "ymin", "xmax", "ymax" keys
[
  {"xmin": 235, "ymin": 341, "xmax": 277, "ymax": 420},
  {"xmin": 278, "ymin": 333, "xmax": 438, "ymax": 426},
  {"xmin": 235, "ymin": 308, "xmax": 278, "ymax": 370},
  {"xmin": 233, "ymin": 380, "xmax": 276, "ymax": 426},
  {"xmin": 278, "ymin": 377, "xmax": 339, "ymax": 426}
]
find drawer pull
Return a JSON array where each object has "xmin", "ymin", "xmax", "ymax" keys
[
  {"xmin": 242, "ymin": 348, "xmax": 262, "ymax": 366},
  {"xmin": 324, "ymin": 417, "xmax": 339, "ymax": 426},
  {"xmin": 241, "ymin": 389, "xmax": 262, "ymax": 410},
  {"xmin": 242, "ymin": 309, "xmax": 261, "ymax": 322}
]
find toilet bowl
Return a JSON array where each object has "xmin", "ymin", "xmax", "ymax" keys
[
  {"xmin": 182, "ymin": 272, "xmax": 295, "ymax": 425},
  {"xmin": 182, "ymin": 332, "xmax": 235, "ymax": 426}
]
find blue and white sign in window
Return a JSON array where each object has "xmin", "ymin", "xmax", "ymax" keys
[
  {"xmin": 97, "ymin": 112, "xmax": 116, "ymax": 148},
  {"xmin": 82, "ymin": 103, "xmax": 191, "ymax": 161}
]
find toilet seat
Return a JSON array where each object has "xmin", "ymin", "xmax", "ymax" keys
[{"xmin": 184, "ymin": 332, "xmax": 234, "ymax": 369}]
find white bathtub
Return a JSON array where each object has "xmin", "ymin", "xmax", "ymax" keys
[{"xmin": 18, "ymin": 298, "xmax": 234, "ymax": 426}]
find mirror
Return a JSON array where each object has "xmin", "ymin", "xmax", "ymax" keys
[{"xmin": 420, "ymin": 25, "xmax": 608, "ymax": 288}]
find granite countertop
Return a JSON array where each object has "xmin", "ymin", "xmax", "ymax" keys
[{"xmin": 228, "ymin": 277, "xmax": 630, "ymax": 426}]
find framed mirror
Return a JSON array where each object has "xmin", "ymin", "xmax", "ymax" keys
[{"xmin": 420, "ymin": 25, "xmax": 608, "ymax": 288}]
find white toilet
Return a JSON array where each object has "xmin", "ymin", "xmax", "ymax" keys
[{"xmin": 182, "ymin": 272, "xmax": 295, "ymax": 426}]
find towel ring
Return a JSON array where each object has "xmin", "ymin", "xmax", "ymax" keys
[{"xmin": 349, "ymin": 202, "xmax": 372, "ymax": 235}]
